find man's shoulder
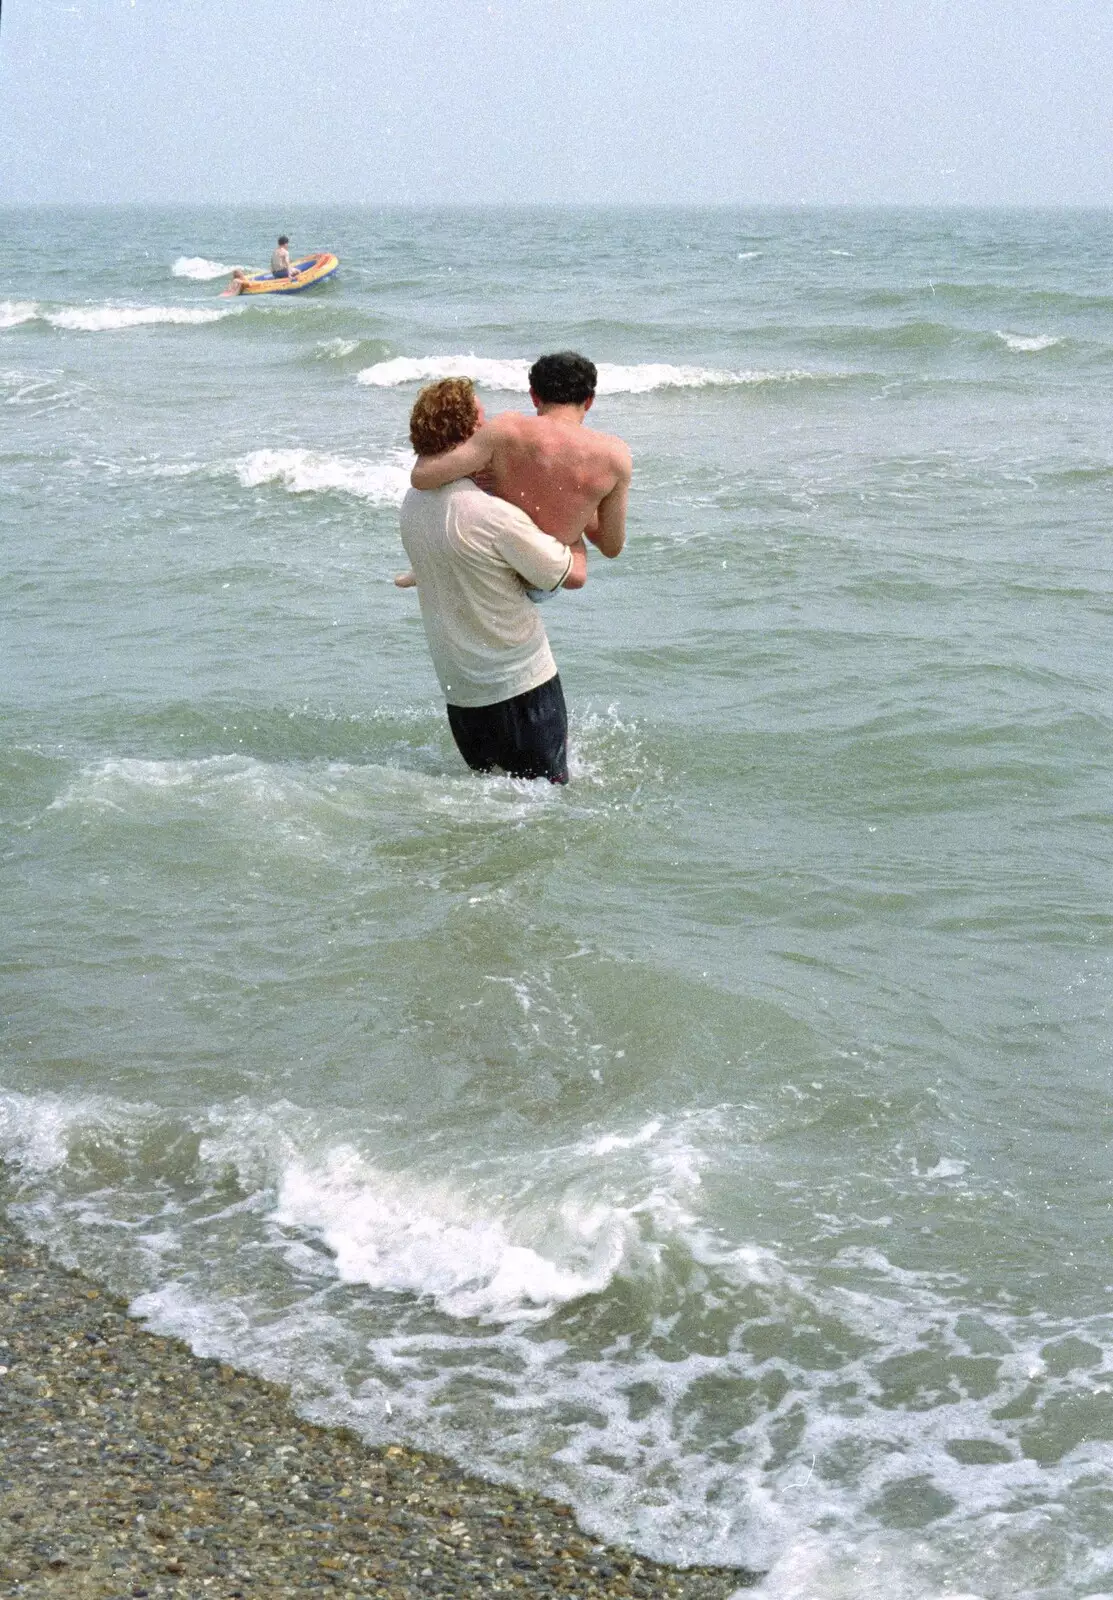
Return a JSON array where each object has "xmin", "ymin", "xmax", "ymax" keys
[
  {"xmin": 489, "ymin": 410, "xmax": 534, "ymax": 440},
  {"xmin": 581, "ymin": 428, "xmax": 632, "ymax": 478},
  {"xmin": 589, "ymin": 427, "xmax": 630, "ymax": 456}
]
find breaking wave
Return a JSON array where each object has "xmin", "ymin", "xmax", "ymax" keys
[
  {"xmin": 0, "ymin": 301, "xmax": 39, "ymax": 330},
  {"xmin": 4, "ymin": 302, "xmax": 241, "ymax": 333},
  {"xmin": 235, "ymin": 447, "xmax": 412, "ymax": 503},
  {"xmin": 47, "ymin": 304, "xmax": 240, "ymax": 332},
  {"xmin": 994, "ymin": 330, "xmax": 1064, "ymax": 353},
  {"xmin": 356, "ymin": 355, "xmax": 819, "ymax": 393},
  {"xmin": 171, "ymin": 256, "xmax": 233, "ymax": 281}
]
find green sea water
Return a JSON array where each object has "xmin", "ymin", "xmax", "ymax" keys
[{"xmin": 2, "ymin": 206, "xmax": 1113, "ymax": 1598}]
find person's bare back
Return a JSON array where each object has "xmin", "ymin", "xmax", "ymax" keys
[{"xmin": 409, "ymin": 352, "xmax": 632, "ymax": 560}]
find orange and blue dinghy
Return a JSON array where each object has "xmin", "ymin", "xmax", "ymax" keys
[{"xmin": 222, "ymin": 252, "xmax": 339, "ymax": 297}]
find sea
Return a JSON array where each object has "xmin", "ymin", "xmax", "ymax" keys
[{"xmin": 2, "ymin": 205, "xmax": 1112, "ymax": 1599}]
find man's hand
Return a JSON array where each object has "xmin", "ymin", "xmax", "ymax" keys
[{"xmin": 562, "ymin": 538, "xmax": 588, "ymax": 591}]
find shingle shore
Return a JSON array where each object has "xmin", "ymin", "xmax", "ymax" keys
[{"xmin": 0, "ymin": 1215, "xmax": 757, "ymax": 1598}]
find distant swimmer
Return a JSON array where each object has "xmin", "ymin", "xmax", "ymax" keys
[
  {"xmin": 226, "ymin": 267, "xmax": 251, "ymax": 295},
  {"xmin": 399, "ymin": 378, "xmax": 587, "ymax": 784},
  {"xmin": 400, "ymin": 351, "xmax": 631, "ymax": 596},
  {"xmin": 270, "ymin": 236, "xmax": 296, "ymax": 280}
]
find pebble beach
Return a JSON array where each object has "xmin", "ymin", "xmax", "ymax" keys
[{"xmin": 0, "ymin": 1210, "xmax": 753, "ymax": 1599}]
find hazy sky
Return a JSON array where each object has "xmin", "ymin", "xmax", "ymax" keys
[{"xmin": 2, "ymin": 0, "xmax": 1111, "ymax": 206}]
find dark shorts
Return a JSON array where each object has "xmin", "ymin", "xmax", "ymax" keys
[{"xmin": 447, "ymin": 674, "xmax": 569, "ymax": 784}]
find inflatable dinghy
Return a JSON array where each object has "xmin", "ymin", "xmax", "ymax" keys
[{"xmin": 223, "ymin": 253, "xmax": 339, "ymax": 296}]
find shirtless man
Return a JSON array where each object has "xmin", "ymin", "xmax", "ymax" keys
[
  {"xmin": 270, "ymin": 236, "xmax": 296, "ymax": 280},
  {"xmin": 407, "ymin": 351, "xmax": 631, "ymax": 561}
]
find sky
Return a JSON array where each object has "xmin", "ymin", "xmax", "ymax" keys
[{"xmin": 2, "ymin": 0, "xmax": 1112, "ymax": 206}]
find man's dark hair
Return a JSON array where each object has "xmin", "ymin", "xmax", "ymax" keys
[
  {"xmin": 278, "ymin": 235, "xmax": 289, "ymax": 246},
  {"xmin": 528, "ymin": 351, "xmax": 597, "ymax": 406}
]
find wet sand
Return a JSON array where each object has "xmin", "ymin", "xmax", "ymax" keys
[{"xmin": 0, "ymin": 1211, "xmax": 756, "ymax": 1598}]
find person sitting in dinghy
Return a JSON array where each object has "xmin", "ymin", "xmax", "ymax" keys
[{"xmin": 270, "ymin": 237, "xmax": 297, "ymax": 280}]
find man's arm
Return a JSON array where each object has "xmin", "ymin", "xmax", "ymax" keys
[
  {"xmin": 587, "ymin": 446, "xmax": 632, "ymax": 559},
  {"xmin": 561, "ymin": 538, "xmax": 587, "ymax": 591},
  {"xmin": 410, "ymin": 426, "xmax": 495, "ymax": 490},
  {"xmin": 490, "ymin": 506, "xmax": 579, "ymax": 595}
]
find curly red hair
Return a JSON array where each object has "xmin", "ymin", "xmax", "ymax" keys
[{"xmin": 409, "ymin": 378, "xmax": 480, "ymax": 457}]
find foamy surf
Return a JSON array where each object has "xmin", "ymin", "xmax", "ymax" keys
[
  {"xmin": 4, "ymin": 299, "xmax": 238, "ymax": 333},
  {"xmin": 357, "ymin": 355, "xmax": 817, "ymax": 393},
  {"xmin": 171, "ymin": 256, "xmax": 232, "ymax": 281},
  {"xmin": 235, "ymin": 447, "xmax": 412, "ymax": 502},
  {"xmin": 995, "ymin": 331, "xmax": 1063, "ymax": 352},
  {"xmin": 35, "ymin": 304, "xmax": 241, "ymax": 332},
  {"xmin": 42, "ymin": 747, "xmax": 618, "ymax": 846},
  {"xmin": 8, "ymin": 1081, "xmax": 1113, "ymax": 1586},
  {"xmin": 272, "ymin": 1147, "xmax": 636, "ymax": 1324},
  {"xmin": 314, "ymin": 337, "xmax": 363, "ymax": 359},
  {"xmin": 1, "ymin": 369, "xmax": 87, "ymax": 412},
  {"xmin": 0, "ymin": 301, "xmax": 39, "ymax": 330}
]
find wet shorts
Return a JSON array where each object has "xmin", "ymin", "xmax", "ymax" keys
[{"xmin": 447, "ymin": 674, "xmax": 569, "ymax": 784}]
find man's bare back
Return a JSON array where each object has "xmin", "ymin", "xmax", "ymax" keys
[{"xmin": 409, "ymin": 355, "xmax": 632, "ymax": 560}]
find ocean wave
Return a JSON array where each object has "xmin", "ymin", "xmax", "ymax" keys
[
  {"xmin": 171, "ymin": 256, "xmax": 232, "ymax": 281},
  {"xmin": 783, "ymin": 321, "xmax": 1076, "ymax": 361},
  {"xmin": 3, "ymin": 299, "xmax": 242, "ymax": 333},
  {"xmin": 8, "ymin": 1081, "xmax": 1113, "ymax": 1586},
  {"xmin": 43, "ymin": 743, "xmax": 612, "ymax": 837},
  {"xmin": 270, "ymin": 1146, "xmax": 635, "ymax": 1324},
  {"xmin": 1, "ymin": 369, "xmax": 88, "ymax": 412},
  {"xmin": 0, "ymin": 301, "xmax": 39, "ymax": 330},
  {"xmin": 314, "ymin": 336, "xmax": 363, "ymax": 359},
  {"xmin": 865, "ymin": 281, "xmax": 1113, "ymax": 315},
  {"xmin": 235, "ymin": 447, "xmax": 411, "ymax": 502},
  {"xmin": 45, "ymin": 304, "xmax": 240, "ymax": 332},
  {"xmin": 357, "ymin": 355, "xmax": 818, "ymax": 394},
  {"xmin": 994, "ymin": 330, "xmax": 1063, "ymax": 353}
]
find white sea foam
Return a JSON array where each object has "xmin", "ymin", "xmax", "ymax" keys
[
  {"xmin": 271, "ymin": 1147, "xmax": 636, "ymax": 1323},
  {"xmin": 0, "ymin": 300, "xmax": 39, "ymax": 329},
  {"xmin": 235, "ymin": 447, "xmax": 411, "ymax": 502},
  {"xmin": 171, "ymin": 255, "xmax": 232, "ymax": 280},
  {"xmin": 925, "ymin": 1156, "xmax": 968, "ymax": 1179},
  {"xmin": 6, "ymin": 1084, "xmax": 1113, "ymax": 1589},
  {"xmin": 45, "ymin": 751, "xmax": 584, "ymax": 847},
  {"xmin": 49, "ymin": 754, "xmax": 245, "ymax": 810},
  {"xmin": 44, "ymin": 304, "xmax": 239, "ymax": 332},
  {"xmin": 747, "ymin": 1530, "xmax": 991, "ymax": 1600},
  {"xmin": 314, "ymin": 337, "xmax": 362, "ymax": 359},
  {"xmin": 357, "ymin": 355, "xmax": 816, "ymax": 393},
  {"xmin": 587, "ymin": 1119, "xmax": 663, "ymax": 1156},
  {"xmin": 1, "ymin": 369, "xmax": 87, "ymax": 412},
  {"xmin": 0, "ymin": 1088, "xmax": 84, "ymax": 1173},
  {"xmin": 995, "ymin": 330, "xmax": 1062, "ymax": 353}
]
